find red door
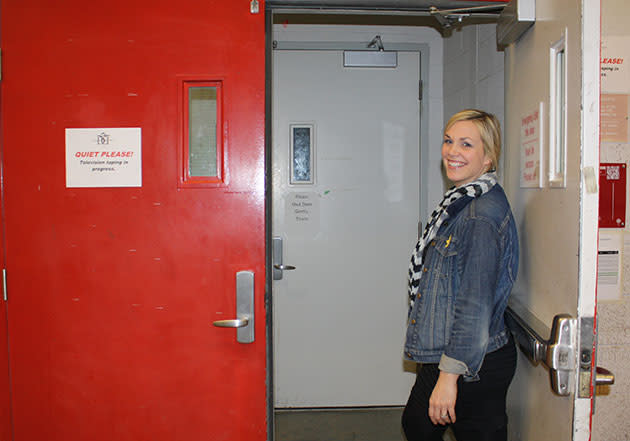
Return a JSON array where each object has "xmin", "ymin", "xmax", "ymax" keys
[
  {"xmin": 1, "ymin": 1, "xmax": 266, "ymax": 440},
  {"xmin": 0, "ymin": 233, "xmax": 9, "ymax": 441}
]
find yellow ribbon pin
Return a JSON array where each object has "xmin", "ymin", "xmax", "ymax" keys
[{"xmin": 445, "ymin": 235, "xmax": 452, "ymax": 248}]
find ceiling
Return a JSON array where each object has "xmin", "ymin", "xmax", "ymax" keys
[
  {"xmin": 268, "ymin": 0, "xmax": 508, "ymax": 29},
  {"xmin": 267, "ymin": 0, "xmax": 507, "ymax": 11}
]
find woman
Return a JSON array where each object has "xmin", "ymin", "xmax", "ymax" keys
[{"xmin": 401, "ymin": 109, "xmax": 519, "ymax": 441}]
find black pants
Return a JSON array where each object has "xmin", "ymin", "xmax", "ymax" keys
[{"xmin": 402, "ymin": 337, "xmax": 516, "ymax": 441}]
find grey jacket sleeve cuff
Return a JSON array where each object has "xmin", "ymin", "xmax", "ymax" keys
[{"xmin": 438, "ymin": 354, "xmax": 469, "ymax": 376}]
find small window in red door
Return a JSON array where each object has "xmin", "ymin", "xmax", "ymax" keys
[{"xmin": 180, "ymin": 80, "xmax": 224, "ymax": 186}]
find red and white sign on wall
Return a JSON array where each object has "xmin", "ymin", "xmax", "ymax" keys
[
  {"xmin": 599, "ymin": 163, "xmax": 627, "ymax": 228},
  {"xmin": 520, "ymin": 103, "xmax": 543, "ymax": 188}
]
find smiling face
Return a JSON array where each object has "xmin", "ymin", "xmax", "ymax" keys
[{"xmin": 441, "ymin": 120, "xmax": 492, "ymax": 187}]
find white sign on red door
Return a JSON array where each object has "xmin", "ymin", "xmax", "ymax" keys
[{"xmin": 65, "ymin": 127, "xmax": 142, "ymax": 188}]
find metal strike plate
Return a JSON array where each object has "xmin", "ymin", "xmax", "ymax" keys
[{"xmin": 578, "ymin": 317, "xmax": 594, "ymax": 398}]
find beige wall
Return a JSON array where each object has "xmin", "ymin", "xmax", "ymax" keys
[
  {"xmin": 443, "ymin": 24, "xmax": 505, "ymax": 179},
  {"xmin": 592, "ymin": 1, "xmax": 630, "ymax": 440},
  {"xmin": 443, "ymin": 24, "xmax": 504, "ymax": 124}
]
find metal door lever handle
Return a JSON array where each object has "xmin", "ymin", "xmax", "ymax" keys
[
  {"xmin": 273, "ymin": 237, "xmax": 295, "ymax": 280},
  {"xmin": 595, "ymin": 366, "xmax": 615, "ymax": 386},
  {"xmin": 273, "ymin": 264, "xmax": 296, "ymax": 271},
  {"xmin": 213, "ymin": 317, "xmax": 249, "ymax": 328},
  {"xmin": 505, "ymin": 306, "xmax": 575, "ymax": 396}
]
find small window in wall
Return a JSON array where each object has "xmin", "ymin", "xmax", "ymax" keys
[
  {"xmin": 290, "ymin": 124, "xmax": 315, "ymax": 185},
  {"xmin": 180, "ymin": 80, "xmax": 223, "ymax": 186},
  {"xmin": 549, "ymin": 34, "xmax": 567, "ymax": 188}
]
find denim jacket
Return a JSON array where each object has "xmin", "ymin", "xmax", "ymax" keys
[{"xmin": 404, "ymin": 184, "xmax": 518, "ymax": 381}]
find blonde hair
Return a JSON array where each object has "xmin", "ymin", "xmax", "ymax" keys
[{"xmin": 445, "ymin": 109, "xmax": 501, "ymax": 171}]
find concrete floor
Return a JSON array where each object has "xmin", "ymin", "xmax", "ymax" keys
[{"xmin": 274, "ymin": 408, "xmax": 457, "ymax": 441}]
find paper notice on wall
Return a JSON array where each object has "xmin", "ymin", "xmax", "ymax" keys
[
  {"xmin": 601, "ymin": 36, "xmax": 630, "ymax": 93},
  {"xmin": 519, "ymin": 104, "xmax": 543, "ymax": 188},
  {"xmin": 65, "ymin": 128, "xmax": 142, "ymax": 188},
  {"xmin": 601, "ymin": 94, "xmax": 629, "ymax": 143},
  {"xmin": 285, "ymin": 192, "xmax": 320, "ymax": 236},
  {"xmin": 598, "ymin": 230, "xmax": 622, "ymax": 302}
]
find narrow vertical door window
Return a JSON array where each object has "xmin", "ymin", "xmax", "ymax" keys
[
  {"xmin": 549, "ymin": 35, "xmax": 567, "ymax": 187},
  {"xmin": 289, "ymin": 124, "xmax": 314, "ymax": 184},
  {"xmin": 189, "ymin": 87, "xmax": 218, "ymax": 176},
  {"xmin": 181, "ymin": 80, "xmax": 223, "ymax": 186}
]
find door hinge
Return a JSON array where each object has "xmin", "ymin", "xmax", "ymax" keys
[
  {"xmin": 2, "ymin": 269, "xmax": 6, "ymax": 302},
  {"xmin": 418, "ymin": 80, "xmax": 423, "ymax": 101}
]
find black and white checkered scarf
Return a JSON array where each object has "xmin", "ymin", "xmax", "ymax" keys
[{"xmin": 407, "ymin": 172, "xmax": 498, "ymax": 306}]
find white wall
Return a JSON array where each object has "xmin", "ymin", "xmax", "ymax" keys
[{"xmin": 592, "ymin": 1, "xmax": 630, "ymax": 440}]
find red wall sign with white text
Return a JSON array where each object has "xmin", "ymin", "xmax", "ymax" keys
[{"xmin": 599, "ymin": 163, "xmax": 626, "ymax": 228}]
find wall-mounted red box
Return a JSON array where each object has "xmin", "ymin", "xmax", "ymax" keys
[{"xmin": 599, "ymin": 163, "xmax": 626, "ymax": 228}]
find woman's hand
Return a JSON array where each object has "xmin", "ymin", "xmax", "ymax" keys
[{"xmin": 428, "ymin": 371, "xmax": 459, "ymax": 425}]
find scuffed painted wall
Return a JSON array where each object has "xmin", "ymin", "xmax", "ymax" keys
[{"xmin": 592, "ymin": 1, "xmax": 630, "ymax": 440}]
